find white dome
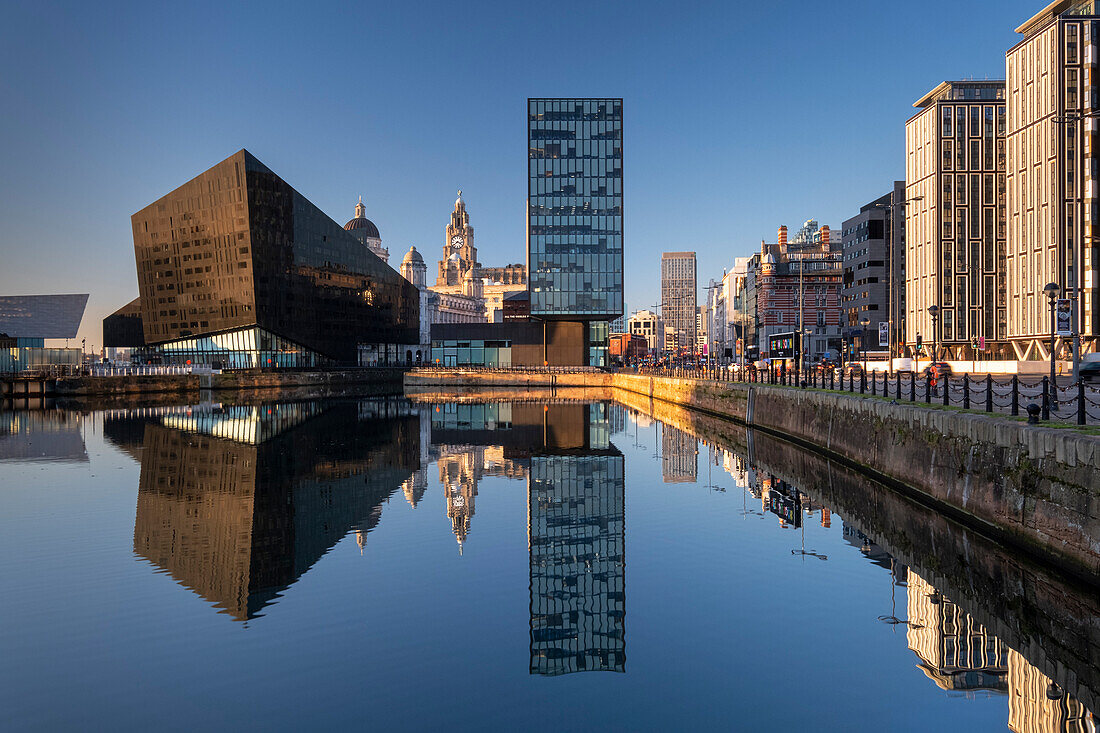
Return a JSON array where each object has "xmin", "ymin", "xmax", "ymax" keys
[{"xmin": 402, "ymin": 246, "xmax": 424, "ymax": 266}]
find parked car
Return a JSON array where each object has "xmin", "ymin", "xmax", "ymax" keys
[{"xmin": 1079, "ymin": 353, "xmax": 1100, "ymax": 384}]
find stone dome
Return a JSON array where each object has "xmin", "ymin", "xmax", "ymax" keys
[
  {"xmin": 402, "ymin": 246, "xmax": 425, "ymax": 266},
  {"xmin": 344, "ymin": 216, "xmax": 380, "ymax": 238},
  {"xmin": 344, "ymin": 197, "xmax": 380, "ymax": 238}
]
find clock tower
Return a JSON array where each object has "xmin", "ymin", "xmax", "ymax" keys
[{"xmin": 437, "ymin": 190, "xmax": 479, "ymax": 286}]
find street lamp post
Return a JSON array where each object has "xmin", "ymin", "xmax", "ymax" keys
[
  {"xmin": 1045, "ymin": 282, "xmax": 1060, "ymax": 395},
  {"xmin": 859, "ymin": 317, "xmax": 871, "ymax": 374},
  {"xmin": 873, "ymin": 195, "xmax": 924, "ymax": 373},
  {"xmin": 927, "ymin": 305, "xmax": 940, "ymax": 365}
]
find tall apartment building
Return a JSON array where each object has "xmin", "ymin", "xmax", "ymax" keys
[
  {"xmin": 1006, "ymin": 1, "xmax": 1100, "ymax": 359},
  {"xmin": 528, "ymin": 98, "xmax": 624, "ymax": 366},
  {"xmin": 905, "ymin": 81, "xmax": 1008, "ymax": 359},
  {"xmin": 661, "ymin": 251, "xmax": 697, "ymax": 354},
  {"xmin": 840, "ymin": 182, "xmax": 907, "ymax": 354}
]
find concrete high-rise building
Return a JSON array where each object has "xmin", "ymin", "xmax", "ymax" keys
[
  {"xmin": 661, "ymin": 251, "xmax": 697, "ymax": 354},
  {"xmin": 905, "ymin": 81, "xmax": 1008, "ymax": 359},
  {"xmin": 1006, "ymin": 1, "xmax": 1100, "ymax": 360},
  {"xmin": 528, "ymin": 98, "xmax": 624, "ymax": 366}
]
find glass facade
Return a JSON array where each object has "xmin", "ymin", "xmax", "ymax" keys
[
  {"xmin": 430, "ymin": 338, "xmax": 513, "ymax": 367},
  {"xmin": 528, "ymin": 99, "xmax": 623, "ymax": 323},
  {"xmin": 159, "ymin": 326, "xmax": 325, "ymax": 368},
  {"xmin": 131, "ymin": 150, "xmax": 418, "ymax": 366}
]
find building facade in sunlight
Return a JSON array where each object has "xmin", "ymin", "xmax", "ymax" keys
[
  {"xmin": 905, "ymin": 81, "xmax": 1008, "ymax": 359},
  {"xmin": 1006, "ymin": 1, "xmax": 1100, "ymax": 360}
]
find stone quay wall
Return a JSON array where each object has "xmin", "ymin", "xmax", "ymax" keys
[
  {"xmin": 53, "ymin": 369, "xmax": 406, "ymax": 396},
  {"xmin": 611, "ymin": 373, "xmax": 1100, "ymax": 583},
  {"xmin": 404, "ymin": 369, "xmax": 613, "ymax": 389}
]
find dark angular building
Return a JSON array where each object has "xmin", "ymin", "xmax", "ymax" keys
[
  {"xmin": 528, "ymin": 98, "xmax": 624, "ymax": 365},
  {"xmin": 123, "ymin": 150, "xmax": 418, "ymax": 367}
]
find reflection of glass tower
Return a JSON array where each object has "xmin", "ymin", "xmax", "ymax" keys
[
  {"xmin": 529, "ymin": 404, "xmax": 625, "ymax": 675},
  {"xmin": 130, "ymin": 402, "xmax": 421, "ymax": 620},
  {"xmin": 528, "ymin": 452, "xmax": 625, "ymax": 675},
  {"xmin": 661, "ymin": 424, "xmax": 697, "ymax": 483}
]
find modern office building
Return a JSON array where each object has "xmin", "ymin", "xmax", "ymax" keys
[
  {"xmin": 905, "ymin": 81, "xmax": 1008, "ymax": 359},
  {"xmin": 661, "ymin": 251, "xmax": 697, "ymax": 355},
  {"xmin": 0, "ymin": 293, "xmax": 88, "ymax": 372},
  {"xmin": 841, "ymin": 186, "xmax": 907, "ymax": 352},
  {"xmin": 1006, "ymin": 1, "xmax": 1100, "ymax": 360},
  {"xmin": 528, "ymin": 98, "xmax": 624, "ymax": 366},
  {"xmin": 120, "ymin": 150, "xmax": 418, "ymax": 367}
]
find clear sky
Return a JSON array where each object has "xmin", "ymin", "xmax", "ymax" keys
[{"xmin": 0, "ymin": 0, "xmax": 1039, "ymax": 349}]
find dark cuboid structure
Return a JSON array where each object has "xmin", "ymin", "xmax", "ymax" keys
[{"xmin": 122, "ymin": 149, "xmax": 418, "ymax": 367}]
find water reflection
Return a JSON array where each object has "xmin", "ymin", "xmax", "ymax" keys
[
  {"xmin": 678, "ymin": 417, "xmax": 1098, "ymax": 732},
  {"xmin": 0, "ymin": 410, "xmax": 87, "ymax": 463},
  {"xmin": 425, "ymin": 401, "xmax": 626, "ymax": 675},
  {"xmin": 108, "ymin": 399, "xmax": 422, "ymax": 620},
  {"xmin": 2, "ymin": 394, "xmax": 1090, "ymax": 729}
]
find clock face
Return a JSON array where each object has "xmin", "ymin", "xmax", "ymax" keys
[{"xmin": 451, "ymin": 235, "xmax": 464, "ymax": 250}]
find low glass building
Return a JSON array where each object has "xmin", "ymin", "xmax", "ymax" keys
[{"xmin": 124, "ymin": 150, "xmax": 418, "ymax": 367}]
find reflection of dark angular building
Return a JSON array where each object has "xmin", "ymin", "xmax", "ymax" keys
[
  {"xmin": 118, "ymin": 150, "xmax": 418, "ymax": 366},
  {"xmin": 130, "ymin": 401, "xmax": 421, "ymax": 620}
]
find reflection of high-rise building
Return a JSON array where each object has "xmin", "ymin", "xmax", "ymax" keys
[
  {"xmin": 1007, "ymin": 648, "xmax": 1094, "ymax": 733},
  {"xmin": 661, "ymin": 424, "xmax": 698, "ymax": 483},
  {"xmin": 906, "ymin": 569, "xmax": 1009, "ymax": 693},
  {"xmin": 129, "ymin": 402, "xmax": 421, "ymax": 620},
  {"xmin": 905, "ymin": 568, "xmax": 1096, "ymax": 729},
  {"xmin": 529, "ymin": 448, "xmax": 625, "ymax": 675}
]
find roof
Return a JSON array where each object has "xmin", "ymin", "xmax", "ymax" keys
[
  {"xmin": 913, "ymin": 80, "xmax": 1005, "ymax": 109},
  {"xmin": 344, "ymin": 216, "xmax": 380, "ymax": 238},
  {"xmin": 1014, "ymin": 0, "xmax": 1094, "ymax": 36},
  {"xmin": 0, "ymin": 294, "xmax": 88, "ymax": 338}
]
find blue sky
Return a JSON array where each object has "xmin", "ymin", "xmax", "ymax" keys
[{"xmin": 0, "ymin": 0, "xmax": 1038, "ymax": 348}]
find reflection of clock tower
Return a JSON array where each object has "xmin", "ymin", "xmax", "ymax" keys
[{"xmin": 437, "ymin": 190, "xmax": 479, "ymax": 286}]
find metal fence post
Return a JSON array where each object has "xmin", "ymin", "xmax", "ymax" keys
[
  {"xmin": 926, "ymin": 374, "xmax": 932, "ymax": 404},
  {"xmin": 1011, "ymin": 375, "xmax": 1019, "ymax": 416},
  {"xmin": 963, "ymin": 374, "xmax": 970, "ymax": 410},
  {"xmin": 1078, "ymin": 380, "xmax": 1086, "ymax": 426},
  {"xmin": 1041, "ymin": 376, "xmax": 1050, "ymax": 421},
  {"xmin": 985, "ymin": 375, "xmax": 993, "ymax": 413},
  {"xmin": 942, "ymin": 375, "xmax": 949, "ymax": 406},
  {"xmin": 910, "ymin": 372, "xmax": 916, "ymax": 402}
]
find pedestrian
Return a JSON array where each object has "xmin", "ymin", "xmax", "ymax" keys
[{"xmin": 929, "ymin": 363, "xmax": 939, "ymax": 397}]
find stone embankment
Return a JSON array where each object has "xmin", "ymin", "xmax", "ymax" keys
[
  {"xmin": 403, "ymin": 369, "xmax": 613, "ymax": 389},
  {"xmin": 51, "ymin": 368, "xmax": 406, "ymax": 396},
  {"xmin": 614, "ymin": 388, "xmax": 1100, "ymax": 715},
  {"xmin": 610, "ymin": 373, "xmax": 1100, "ymax": 584}
]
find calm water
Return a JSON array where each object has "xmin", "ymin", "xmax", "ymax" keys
[{"xmin": 0, "ymin": 395, "xmax": 1096, "ymax": 732}]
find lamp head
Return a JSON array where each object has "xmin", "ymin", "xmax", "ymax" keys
[
  {"xmin": 927, "ymin": 305, "xmax": 939, "ymax": 317},
  {"xmin": 1044, "ymin": 282, "xmax": 1060, "ymax": 299}
]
